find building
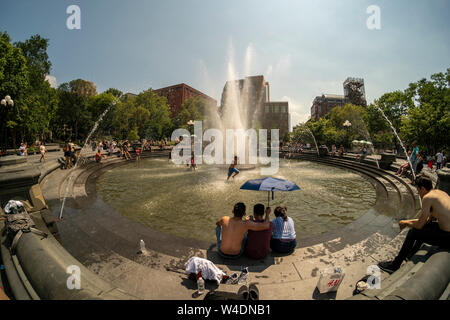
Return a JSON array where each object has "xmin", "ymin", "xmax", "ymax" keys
[
  {"xmin": 343, "ymin": 77, "xmax": 366, "ymax": 107},
  {"xmin": 220, "ymin": 75, "xmax": 268, "ymax": 130},
  {"xmin": 220, "ymin": 75, "xmax": 290, "ymax": 136},
  {"xmin": 154, "ymin": 83, "xmax": 217, "ymax": 117},
  {"xmin": 263, "ymin": 101, "xmax": 290, "ymax": 138},
  {"xmin": 310, "ymin": 77, "xmax": 367, "ymax": 121},
  {"xmin": 310, "ymin": 94, "xmax": 346, "ymax": 121}
]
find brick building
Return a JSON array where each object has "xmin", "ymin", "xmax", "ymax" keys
[
  {"xmin": 154, "ymin": 83, "xmax": 217, "ymax": 117},
  {"xmin": 310, "ymin": 94, "xmax": 346, "ymax": 121}
]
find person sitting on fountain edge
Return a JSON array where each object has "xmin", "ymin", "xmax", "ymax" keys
[
  {"xmin": 216, "ymin": 202, "xmax": 271, "ymax": 258},
  {"xmin": 271, "ymin": 206, "xmax": 297, "ymax": 254},
  {"xmin": 227, "ymin": 156, "xmax": 240, "ymax": 181},
  {"xmin": 244, "ymin": 203, "xmax": 274, "ymax": 259},
  {"xmin": 378, "ymin": 176, "xmax": 450, "ymax": 274}
]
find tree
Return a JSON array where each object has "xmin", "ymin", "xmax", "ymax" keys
[
  {"xmin": 173, "ymin": 97, "xmax": 204, "ymax": 132},
  {"xmin": 135, "ymin": 89, "xmax": 172, "ymax": 139},
  {"xmin": 15, "ymin": 35, "xmax": 51, "ymax": 89},
  {"xmin": 104, "ymin": 88, "xmax": 123, "ymax": 98},
  {"xmin": 0, "ymin": 32, "xmax": 29, "ymax": 148},
  {"xmin": 14, "ymin": 34, "xmax": 58, "ymax": 144},
  {"xmin": 69, "ymin": 79, "xmax": 97, "ymax": 97},
  {"xmin": 111, "ymin": 89, "xmax": 172, "ymax": 140},
  {"xmin": 87, "ymin": 92, "xmax": 117, "ymax": 137},
  {"xmin": 0, "ymin": 32, "xmax": 29, "ymax": 99},
  {"xmin": 400, "ymin": 69, "xmax": 450, "ymax": 154},
  {"xmin": 56, "ymin": 82, "xmax": 92, "ymax": 141}
]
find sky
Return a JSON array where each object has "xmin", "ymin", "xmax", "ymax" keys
[{"xmin": 1, "ymin": 0, "xmax": 449, "ymax": 129}]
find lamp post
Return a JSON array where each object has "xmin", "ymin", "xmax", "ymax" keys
[
  {"xmin": 1, "ymin": 95, "xmax": 14, "ymax": 156},
  {"xmin": 343, "ymin": 120, "xmax": 352, "ymax": 148}
]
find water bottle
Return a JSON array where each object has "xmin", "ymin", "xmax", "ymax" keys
[
  {"xmin": 197, "ymin": 277, "xmax": 205, "ymax": 294},
  {"xmin": 139, "ymin": 239, "xmax": 147, "ymax": 254}
]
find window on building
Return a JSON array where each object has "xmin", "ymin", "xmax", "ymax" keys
[
  {"xmin": 265, "ymin": 105, "xmax": 270, "ymax": 113},
  {"xmin": 273, "ymin": 105, "xmax": 279, "ymax": 113}
]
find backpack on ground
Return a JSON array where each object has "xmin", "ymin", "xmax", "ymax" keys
[{"xmin": 2, "ymin": 200, "xmax": 48, "ymax": 254}]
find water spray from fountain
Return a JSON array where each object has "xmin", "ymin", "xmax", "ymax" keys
[
  {"xmin": 305, "ymin": 127, "xmax": 320, "ymax": 156},
  {"xmin": 376, "ymin": 105, "xmax": 422, "ymax": 210},
  {"xmin": 58, "ymin": 100, "xmax": 118, "ymax": 220},
  {"xmin": 375, "ymin": 105, "xmax": 416, "ymax": 181}
]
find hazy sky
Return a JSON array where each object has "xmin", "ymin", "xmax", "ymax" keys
[{"xmin": 2, "ymin": 0, "xmax": 449, "ymax": 128}]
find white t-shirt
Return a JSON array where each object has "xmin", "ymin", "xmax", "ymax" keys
[{"xmin": 436, "ymin": 153, "xmax": 443, "ymax": 163}]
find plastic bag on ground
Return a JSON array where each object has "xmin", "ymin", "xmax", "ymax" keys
[{"xmin": 316, "ymin": 266, "xmax": 345, "ymax": 293}]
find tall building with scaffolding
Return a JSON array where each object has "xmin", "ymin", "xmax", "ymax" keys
[{"xmin": 343, "ymin": 77, "xmax": 367, "ymax": 107}]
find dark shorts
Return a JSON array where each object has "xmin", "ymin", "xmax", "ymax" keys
[
  {"xmin": 64, "ymin": 151, "xmax": 72, "ymax": 157},
  {"xmin": 228, "ymin": 167, "xmax": 239, "ymax": 177},
  {"xmin": 270, "ymin": 238, "xmax": 297, "ymax": 254}
]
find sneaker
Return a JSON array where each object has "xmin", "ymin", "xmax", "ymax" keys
[
  {"xmin": 237, "ymin": 285, "xmax": 249, "ymax": 300},
  {"xmin": 226, "ymin": 273, "xmax": 239, "ymax": 284},
  {"xmin": 378, "ymin": 261, "xmax": 400, "ymax": 274},
  {"xmin": 248, "ymin": 283, "xmax": 259, "ymax": 300},
  {"xmin": 237, "ymin": 267, "xmax": 249, "ymax": 285}
]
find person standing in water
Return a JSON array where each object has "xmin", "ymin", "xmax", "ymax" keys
[
  {"xmin": 136, "ymin": 148, "xmax": 141, "ymax": 161},
  {"xmin": 190, "ymin": 154, "xmax": 197, "ymax": 170},
  {"xmin": 227, "ymin": 156, "xmax": 240, "ymax": 181},
  {"xmin": 39, "ymin": 142, "xmax": 47, "ymax": 162}
]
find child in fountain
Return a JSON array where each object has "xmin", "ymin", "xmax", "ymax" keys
[
  {"xmin": 95, "ymin": 150, "xmax": 102, "ymax": 163},
  {"xmin": 227, "ymin": 156, "xmax": 240, "ymax": 181},
  {"xmin": 396, "ymin": 150, "xmax": 412, "ymax": 176},
  {"xmin": 136, "ymin": 148, "xmax": 141, "ymax": 161},
  {"xmin": 190, "ymin": 154, "xmax": 197, "ymax": 170}
]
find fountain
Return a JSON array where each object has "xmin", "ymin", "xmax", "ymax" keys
[
  {"xmin": 375, "ymin": 105, "xmax": 416, "ymax": 181},
  {"xmin": 58, "ymin": 100, "xmax": 117, "ymax": 220}
]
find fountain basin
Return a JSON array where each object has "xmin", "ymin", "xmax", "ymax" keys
[{"xmin": 96, "ymin": 158, "xmax": 377, "ymax": 243}]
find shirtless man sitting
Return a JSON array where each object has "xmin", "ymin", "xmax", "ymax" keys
[
  {"xmin": 378, "ymin": 176, "xmax": 450, "ymax": 273},
  {"xmin": 216, "ymin": 202, "xmax": 271, "ymax": 258}
]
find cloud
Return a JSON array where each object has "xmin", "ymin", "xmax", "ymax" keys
[{"xmin": 45, "ymin": 75, "xmax": 57, "ymax": 88}]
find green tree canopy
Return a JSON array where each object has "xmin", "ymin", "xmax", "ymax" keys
[
  {"xmin": 173, "ymin": 96, "xmax": 205, "ymax": 131},
  {"xmin": 104, "ymin": 88, "xmax": 123, "ymax": 98},
  {"xmin": 400, "ymin": 69, "xmax": 450, "ymax": 154},
  {"xmin": 0, "ymin": 32, "xmax": 29, "ymax": 99},
  {"xmin": 111, "ymin": 89, "xmax": 172, "ymax": 140}
]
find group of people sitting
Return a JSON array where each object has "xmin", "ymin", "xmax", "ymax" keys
[{"xmin": 215, "ymin": 202, "xmax": 297, "ymax": 260}]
